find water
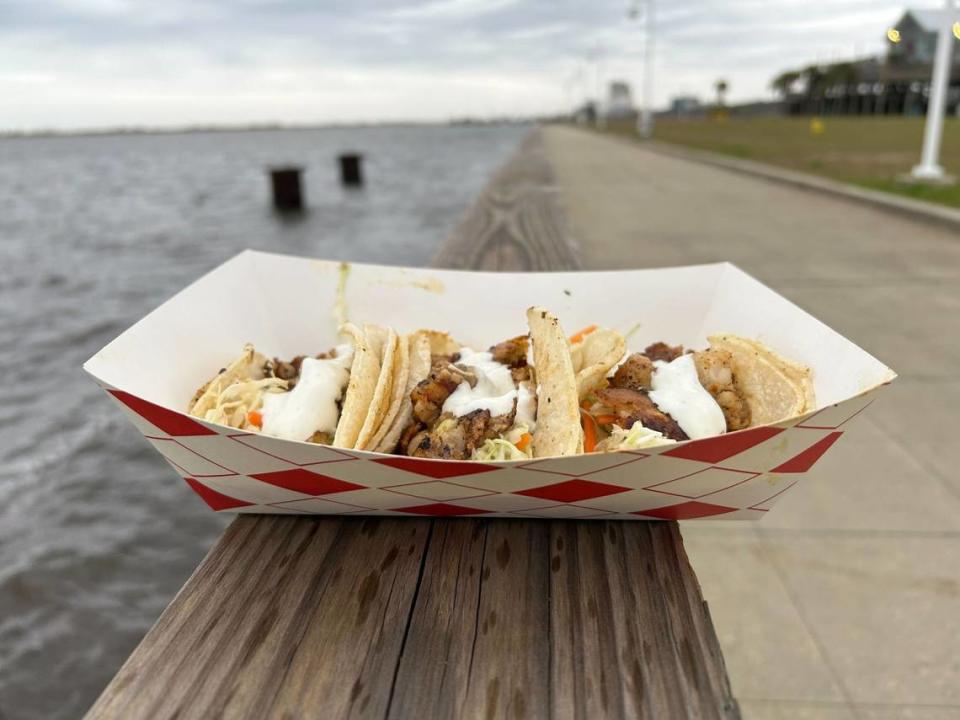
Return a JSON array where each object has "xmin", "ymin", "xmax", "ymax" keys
[{"xmin": 0, "ymin": 123, "xmax": 526, "ymax": 719}]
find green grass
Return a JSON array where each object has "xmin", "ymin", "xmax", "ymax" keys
[{"xmin": 605, "ymin": 116, "xmax": 960, "ymax": 209}]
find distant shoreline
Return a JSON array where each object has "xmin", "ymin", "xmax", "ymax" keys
[{"xmin": 0, "ymin": 117, "xmax": 542, "ymax": 140}]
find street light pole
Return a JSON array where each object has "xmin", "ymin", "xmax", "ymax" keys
[
  {"xmin": 637, "ymin": 0, "xmax": 656, "ymax": 138},
  {"xmin": 911, "ymin": 0, "xmax": 957, "ymax": 181},
  {"xmin": 595, "ymin": 47, "xmax": 606, "ymax": 130}
]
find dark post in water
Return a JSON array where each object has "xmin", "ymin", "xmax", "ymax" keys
[
  {"xmin": 338, "ymin": 154, "xmax": 363, "ymax": 187},
  {"xmin": 269, "ymin": 167, "xmax": 304, "ymax": 211}
]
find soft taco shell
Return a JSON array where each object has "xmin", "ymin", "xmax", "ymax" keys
[
  {"xmin": 419, "ymin": 329, "xmax": 461, "ymax": 356},
  {"xmin": 572, "ymin": 328, "xmax": 626, "ymax": 401},
  {"xmin": 527, "ymin": 307, "xmax": 582, "ymax": 458},
  {"xmin": 354, "ymin": 325, "xmax": 400, "ymax": 450},
  {"xmin": 365, "ymin": 333, "xmax": 410, "ymax": 452},
  {"xmin": 375, "ymin": 331, "xmax": 433, "ymax": 454},
  {"xmin": 708, "ymin": 334, "xmax": 815, "ymax": 426},
  {"xmin": 333, "ymin": 324, "xmax": 381, "ymax": 448}
]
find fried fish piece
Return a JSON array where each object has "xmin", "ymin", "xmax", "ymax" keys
[
  {"xmin": 594, "ymin": 387, "xmax": 688, "ymax": 441},
  {"xmin": 610, "ymin": 353, "xmax": 654, "ymax": 392},
  {"xmin": 410, "ymin": 363, "xmax": 464, "ymax": 425},
  {"xmin": 644, "ymin": 342, "xmax": 683, "ymax": 363},
  {"xmin": 692, "ymin": 348, "xmax": 751, "ymax": 431},
  {"xmin": 407, "ymin": 408, "xmax": 516, "ymax": 460},
  {"xmin": 489, "ymin": 335, "xmax": 529, "ymax": 367}
]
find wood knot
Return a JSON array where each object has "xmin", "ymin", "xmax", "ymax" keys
[
  {"xmin": 495, "ymin": 539, "xmax": 511, "ymax": 569},
  {"xmin": 356, "ymin": 570, "xmax": 379, "ymax": 625},
  {"xmin": 380, "ymin": 546, "xmax": 399, "ymax": 571}
]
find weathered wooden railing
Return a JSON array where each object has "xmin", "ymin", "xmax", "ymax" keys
[{"xmin": 86, "ymin": 128, "xmax": 739, "ymax": 720}]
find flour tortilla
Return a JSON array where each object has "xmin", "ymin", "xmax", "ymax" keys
[
  {"xmin": 354, "ymin": 325, "xmax": 401, "ymax": 450},
  {"xmin": 571, "ymin": 328, "xmax": 626, "ymax": 401},
  {"xmin": 419, "ymin": 329, "xmax": 461, "ymax": 356},
  {"xmin": 708, "ymin": 334, "xmax": 815, "ymax": 426},
  {"xmin": 333, "ymin": 323, "xmax": 382, "ymax": 448},
  {"xmin": 527, "ymin": 307, "xmax": 582, "ymax": 458},
  {"xmin": 365, "ymin": 333, "xmax": 411, "ymax": 452},
  {"xmin": 374, "ymin": 331, "xmax": 433, "ymax": 454}
]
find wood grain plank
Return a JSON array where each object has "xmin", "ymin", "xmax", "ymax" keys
[
  {"xmin": 550, "ymin": 521, "xmax": 738, "ymax": 719},
  {"xmin": 85, "ymin": 517, "xmax": 430, "ymax": 720},
  {"xmin": 432, "ymin": 130, "xmax": 580, "ymax": 272},
  {"xmin": 387, "ymin": 521, "xmax": 551, "ymax": 720}
]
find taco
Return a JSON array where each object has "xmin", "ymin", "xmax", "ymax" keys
[
  {"xmin": 186, "ymin": 322, "xmax": 402, "ymax": 449},
  {"xmin": 575, "ymin": 330, "xmax": 815, "ymax": 453},
  {"xmin": 372, "ymin": 332, "xmax": 432, "ymax": 454},
  {"xmin": 387, "ymin": 307, "xmax": 581, "ymax": 461}
]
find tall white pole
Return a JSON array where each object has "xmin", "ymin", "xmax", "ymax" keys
[
  {"xmin": 595, "ymin": 50, "xmax": 606, "ymax": 129},
  {"xmin": 638, "ymin": 0, "xmax": 656, "ymax": 138},
  {"xmin": 911, "ymin": 0, "xmax": 956, "ymax": 181}
]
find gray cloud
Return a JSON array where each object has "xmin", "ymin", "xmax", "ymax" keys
[{"xmin": 0, "ymin": 0, "xmax": 931, "ymax": 129}]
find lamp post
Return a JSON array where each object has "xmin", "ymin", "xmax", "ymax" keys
[
  {"xmin": 629, "ymin": 0, "xmax": 656, "ymax": 138},
  {"xmin": 589, "ymin": 45, "xmax": 606, "ymax": 130},
  {"xmin": 910, "ymin": 0, "xmax": 957, "ymax": 182}
]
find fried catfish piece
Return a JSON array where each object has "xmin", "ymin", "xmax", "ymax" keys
[
  {"xmin": 263, "ymin": 356, "xmax": 305, "ymax": 390},
  {"xmin": 643, "ymin": 342, "xmax": 683, "ymax": 363},
  {"xmin": 594, "ymin": 387, "xmax": 688, "ymax": 441},
  {"xmin": 692, "ymin": 348, "xmax": 751, "ymax": 431},
  {"xmin": 489, "ymin": 335, "xmax": 529, "ymax": 367},
  {"xmin": 410, "ymin": 365, "xmax": 464, "ymax": 425},
  {"xmin": 610, "ymin": 353, "xmax": 654, "ymax": 392},
  {"xmin": 409, "ymin": 350, "xmax": 474, "ymax": 425},
  {"xmin": 490, "ymin": 335, "xmax": 532, "ymax": 383},
  {"xmin": 511, "ymin": 365, "xmax": 532, "ymax": 383},
  {"xmin": 407, "ymin": 409, "xmax": 516, "ymax": 460},
  {"xmin": 266, "ymin": 349, "xmax": 338, "ymax": 390}
]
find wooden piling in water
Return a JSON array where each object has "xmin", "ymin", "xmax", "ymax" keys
[
  {"xmin": 338, "ymin": 154, "xmax": 363, "ymax": 187},
  {"xmin": 269, "ymin": 167, "xmax": 304, "ymax": 211}
]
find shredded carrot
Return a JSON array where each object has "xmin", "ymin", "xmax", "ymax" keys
[
  {"xmin": 515, "ymin": 433, "xmax": 532, "ymax": 451},
  {"xmin": 569, "ymin": 325, "xmax": 598, "ymax": 344},
  {"xmin": 247, "ymin": 410, "xmax": 263, "ymax": 428},
  {"xmin": 594, "ymin": 414, "xmax": 617, "ymax": 426},
  {"xmin": 580, "ymin": 408, "xmax": 597, "ymax": 453}
]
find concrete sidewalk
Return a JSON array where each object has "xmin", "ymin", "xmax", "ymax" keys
[{"xmin": 543, "ymin": 125, "xmax": 960, "ymax": 720}]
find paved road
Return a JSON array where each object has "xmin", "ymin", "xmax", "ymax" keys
[{"xmin": 543, "ymin": 125, "xmax": 960, "ymax": 720}]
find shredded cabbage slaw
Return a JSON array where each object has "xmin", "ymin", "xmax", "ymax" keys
[
  {"xmin": 472, "ymin": 423, "xmax": 533, "ymax": 461},
  {"xmin": 602, "ymin": 423, "xmax": 676, "ymax": 451},
  {"xmin": 199, "ymin": 376, "xmax": 287, "ymax": 430}
]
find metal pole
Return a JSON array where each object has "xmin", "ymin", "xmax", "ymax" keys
[
  {"xmin": 636, "ymin": 0, "xmax": 656, "ymax": 138},
  {"xmin": 594, "ymin": 48, "xmax": 606, "ymax": 130},
  {"xmin": 911, "ymin": 0, "xmax": 956, "ymax": 181}
]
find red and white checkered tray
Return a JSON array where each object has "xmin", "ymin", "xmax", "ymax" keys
[{"xmin": 84, "ymin": 251, "xmax": 896, "ymax": 520}]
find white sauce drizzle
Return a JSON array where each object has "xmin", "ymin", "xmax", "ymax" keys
[
  {"xmin": 515, "ymin": 381, "xmax": 537, "ymax": 431},
  {"xmin": 649, "ymin": 354, "xmax": 726, "ymax": 440},
  {"xmin": 442, "ymin": 348, "xmax": 517, "ymax": 418},
  {"xmin": 260, "ymin": 344, "xmax": 354, "ymax": 441}
]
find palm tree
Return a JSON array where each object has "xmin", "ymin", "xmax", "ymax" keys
[
  {"xmin": 770, "ymin": 70, "xmax": 801, "ymax": 98},
  {"xmin": 801, "ymin": 65, "xmax": 826, "ymax": 113},
  {"xmin": 715, "ymin": 79, "xmax": 729, "ymax": 107}
]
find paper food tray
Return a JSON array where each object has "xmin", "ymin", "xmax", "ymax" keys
[{"xmin": 84, "ymin": 250, "xmax": 896, "ymax": 521}]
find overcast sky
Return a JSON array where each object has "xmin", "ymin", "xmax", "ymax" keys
[{"xmin": 0, "ymin": 0, "xmax": 936, "ymax": 131}]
